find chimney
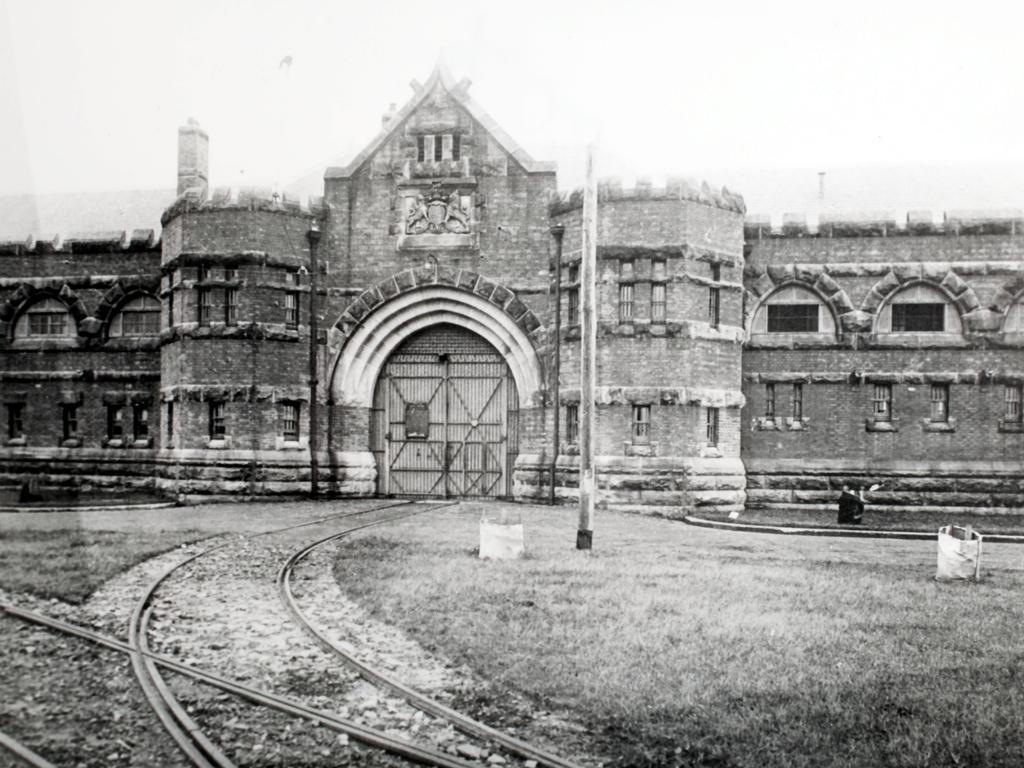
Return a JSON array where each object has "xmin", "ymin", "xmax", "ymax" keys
[{"xmin": 177, "ymin": 118, "xmax": 209, "ymax": 198}]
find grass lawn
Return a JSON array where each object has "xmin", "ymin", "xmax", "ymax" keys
[{"xmin": 334, "ymin": 503, "xmax": 1024, "ymax": 768}]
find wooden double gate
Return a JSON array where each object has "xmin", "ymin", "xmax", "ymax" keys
[{"xmin": 370, "ymin": 325, "xmax": 519, "ymax": 498}]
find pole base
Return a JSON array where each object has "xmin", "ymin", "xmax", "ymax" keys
[{"xmin": 576, "ymin": 529, "xmax": 593, "ymax": 550}]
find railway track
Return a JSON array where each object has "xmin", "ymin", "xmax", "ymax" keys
[{"xmin": 3, "ymin": 499, "xmax": 587, "ymax": 767}]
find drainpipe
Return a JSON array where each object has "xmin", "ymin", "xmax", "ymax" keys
[
  {"xmin": 306, "ymin": 220, "xmax": 322, "ymax": 499},
  {"xmin": 549, "ymin": 223, "xmax": 565, "ymax": 504}
]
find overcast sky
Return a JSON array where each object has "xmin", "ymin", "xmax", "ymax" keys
[{"xmin": 2, "ymin": 0, "xmax": 1023, "ymax": 214}]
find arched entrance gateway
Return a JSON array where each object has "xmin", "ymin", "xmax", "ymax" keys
[
  {"xmin": 371, "ymin": 324, "xmax": 518, "ymax": 497},
  {"xmin": 327, "ymin": 279, "xmax": 545, "ymax": 501}
]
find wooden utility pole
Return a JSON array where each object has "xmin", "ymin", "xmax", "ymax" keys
[
  {"xmin": 306, "ymin": 220, "xmax": 322, "ymax": 499},
  {"xmin": 577, "ymin": 145, "xmax": 597, "ymax": 550},
  {"xmin": 549, "ymin": 224, "xmax": 565, "ymax": 505}
]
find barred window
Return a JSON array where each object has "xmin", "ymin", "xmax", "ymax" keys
[
  {"xmin": 706, "ymin": 407, "xmax": 719, "ymax": 447},
  {"xmin": 929, "ymin": 384, "xmax": 949, "ymax": 423},
  {"xmin": 62, "ymin": 404, "xmax": 78, "ymax": 441},
  {"xmin": 1005, "ymin": 385, "xmax": 1022, "ymax": 423},
  {"xmin": 197, "ymin": 288, "xmax": 212, "ymax": 326},
  {"xmin": 284, "ymin": 290, "xmax": 299, "ymax": 328},
  {"xmin": 7, "ymin": 404, "xmax": 24, "ymax": 440},
  {"xmin": 451, "ymin": 134, "xmax": 461, "ymax": 161},
  {"xmin": 132, "ymin": 405, "xmax": 149, "ymax": 440},
  {"xmin": 224, "ymin": 268, "xmax": 237, "ymax": 281},
  {"xmin": 792, "ymin": 383, "xmax": 804, "ymax": 421},
  {"xmin": 710, "ymin": 263, "xmax": 721, "ymax": 282},
  {"xmin": 167, "ymin": 270, "xmax": 175, "ymax": 328},
  {"xmin": 111, "ymin": 296, "xmax": 161, "ymax": 337},
  {"xmin": 209, "ymin": 401, "xmax": 226, "ymax": 440},
  {"xmin": 565, "ymin": 403, "xmax": 579, "ymax": 444},
  {"xmin": 872, "ymin": 384, "xmax": 892, "ymax": 422},
  {"xmin": 767, "ymin": 304, "xmax": 818, "ymax": 333},
  {"xmin": 282, "ymin": 402, "xmax": 300, "ymax": 441},
  {"xmin": 632, "ymin": 404, "xmax": 651, "ymax": 443},
  {"xmin": 567, "ymin": 287, "xmax": 579, "ymax": 325},
  {"xmin": 764, "ymin": 383, "xmax": 776, "ymax": 420},
  {"xmin": 892, "ymin": 303, "xmax": 945, "ymax": 332},
  {"xmin": 708, "ymin": 286, "xmax": 720, "ymax": 327},
  {"xmin": 619, "ymin": 260, "xmax": 634, "ymax": 281},
  {"xmin": 224, "ymin": 288, "xmax": 238, "ymax": 326},
  {"xmin": 619, "ymin": 283, "xmax": 634, "ymax": 323},
  {"xmin": 434, "ymin": 133, "xmax": 443, "ymax": 162},
  {"xmin": 651, "ymin": 282, "xmax": 666, "ymax": 323},
  {"xmin": 416, "ymin": 135, "xmax": 426, "ymax": 162},
  {"xmin": 166, "ymin": 402, "xmax": 174, "ymax": 447},
  {"xmin": 107, "ymin": 405, "xmax": 124, "ymax": 440},
  {"xmin": 197, "ymin": 265, "xmax": 209, "ymax": 282}
]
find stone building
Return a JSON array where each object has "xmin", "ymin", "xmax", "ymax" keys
[{"xmin": 1, "ymin": 64, "xmax": 1022, "ymax": 515}]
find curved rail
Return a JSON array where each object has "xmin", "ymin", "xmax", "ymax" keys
[
  {"xmin": 1, "ymin": 601, "xmax": 479, "ymax": 768},
  {"xmin": 278, "ymin": 508, "xmax": 585, "ymax": 768},
  {"xmin": 126, "ymin": 500, "xmax": 451, "ymax": 767},
  {"xmin": 0, "ymin": 729, "xmax": 58, "ymax": 768}
]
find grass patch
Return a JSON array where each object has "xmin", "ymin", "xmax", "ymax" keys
[
  {"xmin": 0, "ymin": 528, "xmax": 210, "ymax": 603},
  {"xmin": 334, "ymin": 505, "xmax": 1024, "ymax": 768},
  {"xmin": 699, "ymin": 508, "xmax": 1024, "ymax": 535}
]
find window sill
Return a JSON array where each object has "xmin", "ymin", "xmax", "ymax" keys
[
  {"xmin": 6, "ymin": 437, "xmax": 26, "ymax": 447},
  {"xmin": 998, "ymin": 420, "xmax": 1024, "ymax": 433},
  {"xmin": 753, "ymin": 417, "xmax": 781, "ymax": 431},
  {"xmin": 131, "ymin": 438, "xmax": 154, "ymax": 448},
  {"xmin": 922, "ymin": 419, "xmax": 956, "ymax": 433},
  {"xmin": 699, "ymin": 445, "xmax": 723, "ymax": 458},
  {"xmin": 103, "ymin": 438, "xmax": 124, "ymax": 448},
  {"xmin": 561, "ymin": 442, "xmax": 580, "ymax": 456},
  {"xmin": 207, "ymin": 438, "xmax": 231, "ymax": 450},
  {"xmin": 623, "ymin": 440, "xmax": 658, "ymax": 457},
  {"xmin": 785, "ymin": 417, "xmax": 809, "ymax": 431},
  {"xmin": 60, "ymin": 438, "xmax": 81, "ymax": 448},
  {"xmin": 275, "ymin": 437, "xmax": 308, "ymax": 450},
  {"xmin": 865, "ymin": 419, "xmax": 898, "ymax": 433}
]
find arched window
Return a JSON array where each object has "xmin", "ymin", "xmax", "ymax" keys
[
  {"xmin": 751, "ymin": 285, "xmax": 836, "ymax": 335},
  {"xmin": 1004, "ymin": 299, "xmax": 1024, "ymax": 332},
  {"xmin": 876, "ymin": 284, "xmax": 961, "ymax": 334},
  {"xmin": 14, "ymin": 298, "xmax": 74, "ymax": 338},
  {"xmin": 109, "ymin": 295, "xmax": 161, "ymax": 337}
]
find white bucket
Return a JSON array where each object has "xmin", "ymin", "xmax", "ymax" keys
[
  {"xmin": 936, "ymin": 525, "xmax": 983, "ymax": 581},
  {"xmin": 479, "ymin": 510, "xmax": 524, "ymax": 560}
]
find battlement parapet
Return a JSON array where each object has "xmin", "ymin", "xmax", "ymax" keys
[
  {"xmin": 744, "ymin": 209, "xmax": 1023, "ymax": 240},
  {"xmin": 0, "ymin": 229, "xmax": 159, "ymax": 255},
  {"xmin": 160, "ymin": 186, "xmax": 327, "ymax": 226},
  {"xmin": 549, "ymin": 177, "xmax": 746, "ymax": 217}
]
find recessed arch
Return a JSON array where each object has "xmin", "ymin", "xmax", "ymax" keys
[
  {"xmin": 329, "ymin": 285, "xmax": 543, "ymax": 408},
  {"xmin": 873, "ymin": 281, "xmax": 963, "ymax": 334},
  {"xmin": 748, "ymin": 282, "xmax": 839, "ymax": 337}
]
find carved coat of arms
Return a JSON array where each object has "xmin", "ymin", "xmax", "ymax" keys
[{"xmin": 406, "ymin": 184, "xmax": 470, "ymax": 235}]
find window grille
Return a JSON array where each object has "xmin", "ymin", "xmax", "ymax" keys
[
  {"xmin": 62, "ymin": 404, "xmax": 78, "ymax": 441},
  {"xmin": 197, "ymin": 288, "xmax": 212, "ymax": 326},
  {"xmin": 567, "ymin": 287, "xmax": 579, "ymax": 325},
  {"xmin": 209, "ymin": 401, "xmax": 226, "ymax": 439},
  {"xmin": 116, "ymin": 297, "xmax": 161, "ymax": 336},
  {"xmin": 766, "ymin": 304, "xmax": 818, "ymax": 333},
  {"xmin": 282, "ymin": 402, "xmax": 300, "ymax": 441},
  {"xmin": 224, "ymin": 288, "xmax": 238, "ymax": 326},
  {"xmin": 872, "ymin": 384, "xmax": 892, "ymax": 422},
  {"xmin": 565, "ymin": 403, "xmax": 579, "ymax": 444},
  {"xmin": 792, "ymin": 383, "xmax": 804, "ymax": 421},
  {"xmin": 632, "ymin": 404, "xmax": 651, "ymax": 443},
  {"xmin": 451, "ymin": 134, "xmax": 461, "ymax": 161},
  {"xmin": 764, "ymin": 383, "xmax": 776, "ymax": 419},
  {"xmin": 434, "ymin": 133, "xmax": 443, "ymax": 161},
  {"xmin": 166, "ymin": 402, "xmax": 174, "ymax": 447},
  {"xmin": 929, "ymin": 384, "xmax": 949, "ymax": 422},
  {"xmin": 651, "ymin": 283, "xmax": 666, "ymax": 323},
  {"xmin": 708, "ymin": 286, "xmax": 720, "ymax": 327},
  {"xmin": 7, "ymin": 404, "xmax": 24, "ymax": 440},
  {"xmin": 416, "ymin": 135, "xmax": 426, "ymax": 162},
  {"xmin": 619, "ymin": 283, "xmax": 634, "ymax": 323},
  {"xmin": 284, "ymin": 291, "xmax": 299, "ymax": 328},
  {"xmin": 1005, "ymin": 385, "xmax": 1022, "ymax": 423},
  {"xmin": 107, "ymin": 406, "xmax": 124, "ymax": 440},
  {"xmin": 891, "ymin": 303, "xmax": 945, "ymax": 332},
  {"xmin": 706, "ymin": 408, "xmax": 719, "ymax": 446}
]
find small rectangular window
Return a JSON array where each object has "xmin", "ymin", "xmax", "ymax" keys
[
  {"xmin": 434, "ymin": 133, "xmax": 443, "ymax": 162},
  {"xmin": 166, "ymin": 402, "xmax": 174, "ymax": 447},
  {"xmin": 706, "ymin": 407, "xmax": 719, "ymax": 447},
  {"xmin": 197, "ymin": 265, "xmax": 209, "ymax": 282},
  {"xmin": 1006, "ymin": 385, "xmax": 1023, "ymax": 423},
  {"xmin": 619, "ymin": 260, "xmax": 634, "ymax": 281},
  {"xmin": 652, "ymin": 259, "xmax": 667, "ymax": 282},
  {"xmin": 767, "ymin": 304, "xmax": 818, "ymax": 333},
  {"xmin": 284, "ymin": 291, "xmax": 299, "ymax": 328},
  {"xmin": 872, "ymin": 384, "xmax": 892, "ymax": 422},
  {"xmin": 708, "ymin": 286, "xmax": 720, "ymax": 328},
  {"xmin": 197, "ymin": 288, "xmax": 212, "ymax": 326},
  {"xmin": 133, "ymin": 405, "xmax": 150, "ymax": 440},
  {"xmin": 764, "ymin": 383, "xmax": 776, "ymax": 420},
  {"xmin": 619, "ymin": 284, "xmax": 634, "ymax": 323},
  {"xmin": 209, "ymin": 401, "xmax": 226, "ymax": 440},
  {"xmin": 567, "ymin": 287, "xmax": 579, "ymax": 325},
  {"xmin": 28, "ymin": 312, "xmax": 66, "ymax": 336},
  {"xmin": 792, "ymin": 383, "xmax": 804, "ymax": 421},
  {"xmin": 632, "ymin": 404, "xmax": 651, "ymax": 443},
  {"xmin": 7, "ymin": 404, "xmax": 24, "ymax": 440},
  {"xmin": 167, "ymin": 272, "xmax": 175, "ymax": 328},
  {"xmin": 282, "ymin": 402, "xmax": 300, "ymax": 441},
  {"xmin": 451, "ymin": 133, "xmax": 461, "ymax": 161},
  {"xmin": 891, "ymin": 303, "xmax": 945, "ymax": 332},
  {"xmin": 62, "ymin": 404, "xmax": 78, "ymax": 441},
  {"xmin": 565, "ymin": 403, "xmax": 579, "ymax": 444},
  {"xmin": 651, "ymin": 283, "xmax": 666, "ymax": 323},
  {"xmin": 224, "ymin": 268, "xmax": 237, "ymax": 281},
  {"xmin": 107, "ymin": 405, "xmax": 124, "ymax": 440},
  {"xmin": 225, "ymin": 288, "xmax": 238, "ymax": 326},
  {"xmin": 929, "ymin": 384, "xmax": 949, "ymax": 422},
  {"xmin": 710, "ymin": 263, "xmax": 721, "ymax": 282},
  {"xmin": 416, "ymin": 135, "xmax": 426, "ymax": 162}
]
